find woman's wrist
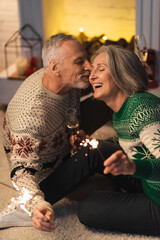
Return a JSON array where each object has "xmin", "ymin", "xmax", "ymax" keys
[{"xmin": 129, "ymin": 160, "xmax": 136, "ymax": 175}]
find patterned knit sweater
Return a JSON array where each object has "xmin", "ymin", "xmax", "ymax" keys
[
  {"xmin": 113, "ymin": 92, "xmax": 160, "ymax": 205},
  {"xmin": 3, "ymin": 68, "xmax": 81, "ymax": 215}
]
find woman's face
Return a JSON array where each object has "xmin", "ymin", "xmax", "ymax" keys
[{"xmin": 89, "ymin": 53, "xmax": 120, "ymax": 103}]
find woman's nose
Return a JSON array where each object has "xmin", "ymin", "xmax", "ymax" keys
[{"xmin": 89, "ymin": 69, "xmax": 97, "ymax": 80}]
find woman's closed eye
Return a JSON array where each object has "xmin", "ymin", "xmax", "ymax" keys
[
  {"xmin": 98, "ymin": 67, "xmax": 105, "ymax": 71},
  {"xmin": 91, "ymin": 67, "xmax": 105, "ymax": 73}
]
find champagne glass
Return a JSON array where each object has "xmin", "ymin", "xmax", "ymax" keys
[
  {"xmin": 66, "ymin": 108, "xmax": 79, "ymax": 136},
  {"xmin": 134, "ymin": 34, "xmax": 148, "ymax": 63},
  {"xmin": 66, "ymin": 108, "xmax": 79, "ymax": 155}
]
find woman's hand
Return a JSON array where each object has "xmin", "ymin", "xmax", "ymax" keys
[
  {"xmin": 70, "ymin": 130, "xmax": 86, "ymax": 149},
  {"xmin": 103, "ymin": 150, "xmax": 136, "ymax": 176},
  {"xmin": 32, "ymin": 206, "xmax": 55, "ymax": 232}
]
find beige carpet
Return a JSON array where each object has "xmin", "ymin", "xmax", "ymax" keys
[{"xmin": 0, "ymin": 109, "xmax": 160, "ymax": 240}]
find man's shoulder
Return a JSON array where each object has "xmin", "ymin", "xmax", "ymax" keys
[
  {"xmin": 13, "ymin": 68, "xmax": 44, "ymax": 93},
  {"xmin": 8, "ymin": 69, "xmax": 44, "ymax": 106}
]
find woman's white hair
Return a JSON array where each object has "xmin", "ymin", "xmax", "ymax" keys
[
  {"xmin": 91, "ymin": 45, "xmax": 148, "ymax": 97},
  {"xmin": 42, "ymin": 33, "xmax": 78, "ymax": 68}
]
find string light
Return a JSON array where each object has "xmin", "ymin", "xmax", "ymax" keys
[
  {"xmin": 79, "ymin": 27, "xmax": 84, "ymax": 33},
  {"xmin": 102, "ymin": 35, "xmax": 107, "ymax": 40}
]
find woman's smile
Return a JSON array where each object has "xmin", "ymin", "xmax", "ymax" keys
[{"xmin": 92, "ymin": 83, "xmax": 103, "ymax": 93}]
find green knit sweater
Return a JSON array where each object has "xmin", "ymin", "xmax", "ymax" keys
[{"xmin": 113, "ymin": 92, "xmax": 160, "ymax": 205}]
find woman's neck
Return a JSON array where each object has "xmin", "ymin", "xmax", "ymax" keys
[{"xmin": 105, "ymin": 91, "xmax": 127, "ymax": 113}]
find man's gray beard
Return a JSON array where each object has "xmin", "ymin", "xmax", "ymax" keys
[{"xmin": 74, "ymin": 81, "xmax": 90, "ymax": 89}]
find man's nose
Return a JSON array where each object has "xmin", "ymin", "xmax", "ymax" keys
[{"xmin": 84, "ymin": 60, "xmax": 91, "ymax": 71}]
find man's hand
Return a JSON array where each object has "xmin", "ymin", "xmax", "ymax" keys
[
  {"xmin": 32, "ymin": 206, "xmax": 55, "ymax": 232},
  {"xmin": 103, "ymin": 150, "xmax": 136, "ymax": 176}
]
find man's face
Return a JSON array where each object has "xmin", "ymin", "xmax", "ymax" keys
[{"xmin": 58, "ymin": 40, "xmax": 91, "ymax": 89}]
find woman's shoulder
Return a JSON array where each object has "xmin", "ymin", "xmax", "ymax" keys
[
  {"xmin": 127, "ymin": 92, "xmax": 160, "ymax": 127},
  {"xmin": 130, "ymin": 92, "xmax": 160, "ymax": 105},
  {"xmin": 114, "ymin": 92, "xmax": 160, "ymax": 121}
]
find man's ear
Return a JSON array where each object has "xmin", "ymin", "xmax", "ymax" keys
[
  {"xmin": 49, "ymin": 60, "xmax": 60, "ymax": 76},
  {"xmin": 49, "ymin": 59, "xmax": 57, "ymax": 71}
]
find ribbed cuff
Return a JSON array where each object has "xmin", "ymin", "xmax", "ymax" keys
[{"xmin": 133, "ymin": 160, "xmax": 152, "ymax": 179}]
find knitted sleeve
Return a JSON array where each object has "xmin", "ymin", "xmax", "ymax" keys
[
  {"xmin": 3, "ymin": 69, "xmax": 73, "ymax": 215},
  {"xmin": 133, "ymin": 158, "xmax": 160, "ymax": 181},
  {"xmin": 3, "ymin": 106, "xmax": 62, "ymax": 215},
  {"xmin": 8, "ymin": 129, "xmax": 53, "ymax": 215},
  {"xmin": 132, "ymin": 109, "xmax": 160, "ymax": 182}
]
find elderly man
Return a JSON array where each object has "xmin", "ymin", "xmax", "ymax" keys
[{"xmin": 0, "ymin": 33, "xmax": 120, "ymax": 232}]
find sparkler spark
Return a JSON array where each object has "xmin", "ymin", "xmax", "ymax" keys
[
  {"xmin": 9, "ymin": 181, "xmax": 33, "ymax": 216},
  {"xmin": 80, "ymin": 138, "xmax": 99, "ymax": 149},
  {"xmin": 80, "ymin": 137, "xmax": 105, "ymax": 161}
]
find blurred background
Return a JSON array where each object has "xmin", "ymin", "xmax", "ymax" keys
[{"xmin": 0, "ymin": 0, "xmax": 159, "ymax": 106}]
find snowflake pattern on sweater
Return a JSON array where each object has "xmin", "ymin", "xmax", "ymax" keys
[
  {"xmin": 3, "ymin": 68, "xmax": 81, "ymax": 214},
  {"xmin": 113, "ymin": 92, "xmax": 160, "ymax": 205}
]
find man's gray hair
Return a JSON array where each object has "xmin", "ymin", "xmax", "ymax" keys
[
  {"xmin": 91, "ymin": 45, "xmax": 148, "ymax": 97},
  {"xmin": 42, "ymin": 33, "xmax": 78, "ymax": 68}
]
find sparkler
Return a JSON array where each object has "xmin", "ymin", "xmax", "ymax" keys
[
  {"xmin": 8, "ymin": 139, "xmax": 105, "ymax": 217},
  {"xmin": 80, "ymin": 137, "xmax": 99, "ymax": 149},
  {"xmin": 80, "ymin": 137, "xmax": 105, "ymax": 161},
  {"xmin": 8, "ymin": 181, "xmax": 34, "ymax": 216}
]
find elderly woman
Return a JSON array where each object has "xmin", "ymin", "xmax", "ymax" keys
[{"xmin": 78, "ymin": 45, "xmax": 160, "ymax": 236}]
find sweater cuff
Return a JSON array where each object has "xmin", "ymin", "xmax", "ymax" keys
[
  {"xmin": 133, "ymin": 159, "xmax": 152, "ymax": 179},
  {"xmin": 31, "ymin": 200, "xmax": 53, "ymax": 216}
]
